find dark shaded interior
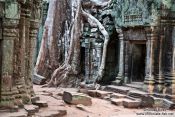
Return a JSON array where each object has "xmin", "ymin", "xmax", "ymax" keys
[
  {"xmin": 80, "ymin": 47, "xmax": 85, "ymax": 76},
  {"xmin": 129, "ymin": 43, "xmax": 146, "ymax": 82},
  {"xmin": 0, "ymin": 18, "xmax": 2, "ymax": 101},
  {"xmin": 101, "ymin": 30, "xmax": 119, "ymax": 84}
]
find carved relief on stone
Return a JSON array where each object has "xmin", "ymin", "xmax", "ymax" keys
[
  {"xmin": 113, "ymin": 0, "xmax": 156, "ymax": 27},
  {"xmin": 31, "ymin": 0, "xmax": 43, "ymax": 20},
  {"xmin": 5, "ymin": 1, "xmax": 20, "ymax": 19},
  {"xmin": 2, "ymin": 72, "xmax": 12, "ymax": 90}
]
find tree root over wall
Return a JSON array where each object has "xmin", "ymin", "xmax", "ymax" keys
[{"xmin": 36, "ymin": 0, "xmax": 112, "ymax": 87}]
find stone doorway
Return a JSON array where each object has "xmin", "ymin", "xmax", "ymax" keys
[
  {"xmin": 129, "ymin": 42, "xmax": 146, "ymax": 83},
  {"xmin": 102, "ymin": 30, "xmax": 119, "ymax": 84}
]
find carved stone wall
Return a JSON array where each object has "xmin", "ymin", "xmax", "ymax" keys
[{"xmin": 0, "ymin": 0, "xmax": 42, "ymax": 108}]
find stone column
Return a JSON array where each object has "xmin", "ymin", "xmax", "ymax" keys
[
  {"xmin": 84, "ymin": 39, "xmax": 90, "ymax": 83},
  {"xmin": 113, "ymin": 29, "xmax": 124, "ymax": 85},
  {"xmin": 96, "ymin": 43, "xmax": 103, "ymax": 69},
  {"xmin": 124, "ymin": 41, "xmax": 129, "ymax": 84},
  {"xmin": 164, "ymin": 25, "xmax": 175, "ymax": 102},
  {"xmin": 0, "ymin": 1, "xmax": 20, "ymax": 107},
  {"xmin": 143, "ymin": 27, "xmax": 156, "ymax": 93},
  {"xmin": 27, "ymin": 0, "xmax": 42, "ymax": 96},
  {"xmin": 154, "ymin": 34, "xmax": 164, "ymax": 93}
]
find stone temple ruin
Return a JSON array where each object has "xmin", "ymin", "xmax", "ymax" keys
[
  {"xmin": 80, "ymin": 0, "xmax": 175, "ymax": 103},
  {"xmin": 1, "ymin": 0, "xmax": 175, "ymax": 113},
  {"xmin": 0, "ymin": 0, "xmax": 42, "ymax": 108}
]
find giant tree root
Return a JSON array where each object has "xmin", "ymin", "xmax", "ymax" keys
[{"xmin": 42, "ymin": 64, "xmax": 80, "ymax": 88}]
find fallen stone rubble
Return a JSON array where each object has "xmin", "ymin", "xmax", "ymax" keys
[{"xmin": 1, "ymin": 84, "xmax": 175, "ymax": 117}]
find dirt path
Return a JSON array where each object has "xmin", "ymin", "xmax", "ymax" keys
[{"xmin": 33, "ymin": 85, "xmax": 175, "ymax": 117}]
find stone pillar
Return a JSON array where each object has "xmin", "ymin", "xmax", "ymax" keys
[
  {"xmin": 27, "ymin": 0, "xmax": 42, "ymax": 96},
  {"xmin": 124, "ymin": 41, "xmax": 129, "ymax": 84},
  {"xmin": 14, "ymin": 3, "xmax": 28, "ymax": 99},
  {"xmin": 96, "ymin": 43, "xmax": 103, "ymax": 69},
  {"xmin": 0, "ymin": 1, "xmax": 20, "ymax": 107},
  {"xmin": 143, "ymin": 27, "xmax": 156, "ymax": 93},
  {"xmin": 164, "ymin": 25, "xmax": 175, "ymax": 102},
  {"xmin": 154, "ymin": 34, "xmax": 164, "ymax": 93},
  {"xmin": 85, "ymin": 39, "xmax": 90, "ymax": 83},
  {"xmin": 113, "ymin": 29, "xmax": 124, "ymax": 85}
]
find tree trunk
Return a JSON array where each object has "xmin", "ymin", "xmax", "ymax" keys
[
  {"xmin": 35, "ymin": 0, "xmax": 111, "ymax": 87},
  {"xmin": 35, "ymin": 0, "xmax": 72, "ymax": 80}
]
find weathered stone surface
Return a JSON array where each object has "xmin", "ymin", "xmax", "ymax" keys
[
  {"xmin": 151, "ymin": 96, "xmax": 164, "ymax": 108},
  {"xmin": 111, "ymin": 98, "xmax": 124, "ymax": 106},
  {"xmin": 31, "ymin": 96, "xmax": 40, "ymax": 103},
  {"xmin": 36, "ymin": 110, "xmax": 67, "ymax": 117},
  {"xmin": 110, "ymin": 93, "xmax": 126, "ymax": 99},
  {"xmin": 105, "ymin": 85, "xmax": 130, "ymax": 95},
  {"xmin": 163, "ymin": 99, "xmax": 175, "ymax": 110},
  {"xmin": 141, "ymin": 95, "xmax": 154, "ymax": 107},
  {"xmin": 33, "ymin": 101, "xmax": 48, "ymax": 108},
  {"xmin": 24, "ymin": 105, "xmax": 39, "ymax": 115},
  {"xmin": 87, "ymin": 90, "xmax": 97, "ymax": 97},
  {"xmin": 79, "ymin": 88, "xmax": 89, "ymax": 94},
  {"xmin": 128, "ymin": 90, "xmax": 148, "ymax": 98},
  {"xmin": 63, "ymin": 91, "xmax": 92, "ymax": 106},
  {"xmin": 1, "ymin": 109, "xmax": 28, "ymax": 117},
  {"xmin": 76, "ymin": 104, "xmax": 87, "ymax": 111},
  {"xmin": 32, "ymin": 74, "xmax": 46, "ymax": 85},
  {"xmin": 96, "ymin": 90, "xmax": 112, "ymax": 99},
  {"xmin": 123, "ymin": 99, "xmax": 141, "ymax": 108}
]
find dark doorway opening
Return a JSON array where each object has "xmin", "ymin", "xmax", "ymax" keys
[
  {"xmin": 101, "ymin": 29, "xmax": 119, "ymax": 84},
  {"xmin": 0, "ymin": 18, "xmax": 3, "ymax": 101},
  {"xmin": 80, "ymin": 47, "xmax": 85, "ymax": 77},
  {"xmin": 129, "ymin": 42, "xmax": 146, "ymax": 82}
]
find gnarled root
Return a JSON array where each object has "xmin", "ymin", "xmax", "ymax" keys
[{"xmin": 42, "ymin": 64, "xmax": 80, "ymax": 88}]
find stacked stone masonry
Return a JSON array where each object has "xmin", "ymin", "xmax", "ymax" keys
[{"xmin": 0, "ymin": 0, "xmax": 43, "ymax": 107}]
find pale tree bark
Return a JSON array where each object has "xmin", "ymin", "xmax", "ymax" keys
[
  {"xmin": 35, "ymin": 0, "xmax": 71, "ymax": 79},
  {"xmin": 36, "ymin": 0, "xmax": 111, "ymax": 87}
]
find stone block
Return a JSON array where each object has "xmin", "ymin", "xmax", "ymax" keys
[
  {"xmin": 151, "ymin": 96, "xmax": 164, "ymax": 108},
  {"xmin": 105, "ymin": 85, "xmax": 130, "ymax": 94},
  {"xmin": 87, "ymin": 90, "xmax": 97, "ymax": 97},
  {"xmin": 111, "ymin": 98, "xmax": 124, "ymax": 106},
  {"xmin": 32, "ymin": 74, "xmax": 46, "ymax": 85},
  {"xmin": 141, "ymin": 95, "xmax": 154, "ymax": 107},
  {"xmin": 111, "ymin": 93, "xmax": 126, "ymax": 99},
  {"xmin": 36, "ymin": 110, "xmax": 67, "ymax": 117},
  {"xmin": 24, "ymin": 105, "xmax": 39, "ymax": 116},
  {"xmin": 63, "ymin": 91, "xmax": 92, "ymax": 106},
  {"xmin": 31, "ymin": 96, "xmax": 40, "ymax": 103},
  {"xmin": 163, "ymin": 99, "xmax": 175, "ymax": 110},
  {"xmin": 123, "ymin": 99, "xmax": 141, "ymax": 108},
  {"xmin": 96, "ymin": 90, "xmax": 112, "ymax": 99},
  {"xmin": 33, "ymin": 101, "xmax": 48, "ymax": 108}
]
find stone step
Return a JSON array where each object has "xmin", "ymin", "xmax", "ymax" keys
[
  {"xmin": 1, "ymin": 109, "xmax": 28, "ymax": 117},
  {"xmin": 87, "ymin": 90, "xmax": 112, "ymax": 99},
  {"xmin": 125, "ymin": 82, "xmax": 143, "ymax": 90},
  {"xmin": 35, "ymin": 110, "xmax": 67, "ymax": 117},
  {"xmin": 163, "ymin": 99, "xmax": 175, "ymax": 110},
  {"xmin": 111, "ymin": 98, "xmax": 132, "ymax": 106},
  {"xmin": 105, "ymin": 85, "xmax": 130, "ymax": 95},
  {"xmin": 123, "ymin": 99, "xmax": 141, "ymax": 108},
  {"xmin": 32, "ymin": 100, "xmax": 48, "ymax": 108},
  {"xmin": 31, "ymin": 96, "xmax": 40, "ymax": 103},
  {"xmin": 24, "ymin": 105, "xmax": 39, "ymax": 116},
  {"xmin": 151, "ymin": 96, "xmax": 164, "ymax": 108},
  {"xmin": 110, "ymin": 93, "xmax": 126, "ymax": 99},
  {"xmin": 127, "ymin": 90, "xmax": 148, "ymax": 98}
]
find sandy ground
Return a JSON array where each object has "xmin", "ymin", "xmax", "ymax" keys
[{"xmin": 33, "ymin": 85, "xmax": 175, "ymax": 117}]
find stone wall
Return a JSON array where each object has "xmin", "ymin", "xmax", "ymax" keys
[{"xmin": 0, "ymin": 0, "xmax": 43, "ymax": 108}]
